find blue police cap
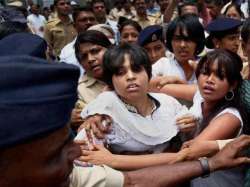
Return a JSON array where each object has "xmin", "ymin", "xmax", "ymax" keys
[
  {"xmin": 0, "ymin": 33, "xmax": 47, "ymax": 58},
  {"xmin": 138, "ymin": 25, "xmax": 163, "ymax": 46},
  {"xmin": 205, "ymin": 17, "xmax": 242, "ymax": 48},
  {"xmin": 0, "ymin": 55, "xmax": 80, "ymax": 149}
]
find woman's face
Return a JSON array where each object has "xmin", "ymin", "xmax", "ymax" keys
[
  {"xmin": 171, "ymin": 27, "xmax": 197, "ymax": 64},
  {"xmin": 79, "ymin": 43, "xmax": 106, "ymax": 79},
  {"xmin": 215, "ymin": 33, "xmax": 240, "ymax": 53},
  {"xmin": 144, "ymin": 40, "xmax": 166, "ymax": 64},
  {"xmin": 120, "ymin": 25, "xmax": 140, "ymax": 44},
  {"xmin": 225, "ymin": 6, "xmax": 241, "ymax": 20},
  {"xmin": 198, "ymin": 60, "xmax": 231, "ymax": 103},
  {"xmin": 112, "ymin": 54, "xmax": 149, "ymax": 104}
]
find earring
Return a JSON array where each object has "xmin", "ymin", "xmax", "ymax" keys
[{"xmin": 225, "ymin": 90, "xmax": 234, "ymax": 101}]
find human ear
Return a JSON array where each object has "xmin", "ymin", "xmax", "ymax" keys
[{"xmin": 212, "ymin": 38, "xmax": 220, "ymax": 49}]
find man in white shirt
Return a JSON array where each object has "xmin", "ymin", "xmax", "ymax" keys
[
  {"xmin": 60, "ymin": 6, "xmax": 97, "ymax": 77},
  {"xmin": 27, "ymin": 4, "xmax": 46, "ymax": 38}
]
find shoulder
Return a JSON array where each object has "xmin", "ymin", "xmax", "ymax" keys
[
  {"xmin": 150, "ymin": 92, "xmax": 180, "ymax": 105},
  {"xmin": 216, "ymin": 108, "xmax": 242, "ymax": 124},
  {"xmin": 45, "ymin": 18, "xmax": 60, "ymax": 28},
  {"xmin": 60, "ymin": 39, "xmax": 76, "ymax": 58},
  {"xmin": 96, "ymin": 91, "xmax": 117, "ymax": 99}
]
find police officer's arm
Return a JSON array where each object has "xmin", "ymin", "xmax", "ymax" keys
[{"xmin": 123, "ymin": 135, "xmax": 250, "ymax": 187}]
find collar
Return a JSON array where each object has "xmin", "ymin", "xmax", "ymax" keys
[
  {"xmin": 79, "ymin": 73, "xmax": 105, "ymax": 87},
  {"xmin": 54, "ymin": 17, "xmax": 73, "ymax": 26},
  {"xmin": 120, "ymin": 94, "xmax": 160, "ymax": 115}
]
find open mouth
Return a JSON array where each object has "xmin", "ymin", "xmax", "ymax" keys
[
  {"xmin": 126, "ymin": 83, "xmax": 139, "ymax": 92},
  {"xmin": 203, "ymin": 85, "xmax": 215, "ymax": 94}
]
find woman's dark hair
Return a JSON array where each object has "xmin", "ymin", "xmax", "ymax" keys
[
  {"xmin": 224, "ymin": 3, "xmax": 244, "ymax": 19},
  {"xmin": 241, "ymin": 18, "xmax": 250, "ymax": 43},
  {"xmin": 74, "ymin": 30, "xmax": 112, "ymax": 62},
  {"xmin": 196, "ymin": 49, "xmax": 248, "ymax": 133},
  {"xmin": 196, "ymin": 49, "xmax": 243, "ymax": 85},
  {"xmin": 102, "ymin": 43, "xmax": 152, "ymax": 88},
  {"xmin": 166, "ymin": 14, "xmax": 205, "ymax": 55},
  {"xmin": 119, "ymin": 19, "xmax": 142, "ymax": 33}
]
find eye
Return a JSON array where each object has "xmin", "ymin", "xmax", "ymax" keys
[
  {"xmin": 132, "ymin": 65, "xmax": 143, "ymax": 73},
  {"xmin": 79, "ymin": 53, "xmax": 87, "ymax": 61},
  {"xmin": 116, "ymin": 68, "xmax": 126, "ymax": 76},
  {"xmin": 90, "ymin": 47, "xmax": 101, "ymax": 55},
  {"xmin": 200, "ymin": 67, "xmax": 209, "ymax": 75}
]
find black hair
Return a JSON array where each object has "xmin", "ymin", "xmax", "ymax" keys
[
  {"xmin": 75, "ymin": 30, "xmax": 112, "ymax": 62},
  {"xmin": 205, "ymin": 0, "xmax": 224, "ymax": 6},
  {"xmin": 72, "ymin": 6, "xmax": 94, "ymax": 22},
  {"xmin": 241, "ymin": 18, "xmax": 250, "ymax": 43},
  {"xmin": 224, "ymin": 3, "xmax": 244, "ymax": 18},
  {"xmin": 195, "ymin": 49, "xmax": 247, "ymax": 133},
  {"xmin": 102, "ymin": 43, "xmax": 152, "ymax": 88},
  {"xmin": 119, "ymin": 19, "xmax": 142, "ymax": 33},
  {"xmin": 166, "ymin": 14, "xmax": 205, "ymax": 55},
  {"xmin": 91, "ymin": 0, "xmax": 105, "ymax": 7},
  {"xmin": 0, "ymin": 21, "xmax": 28, "ymax": 40},
  {"xmin": 178, "ymin": 1, "xmax": 198, "ymax": 16},
  {"xmin": 196, "ymin": 49, "xmax": 243, "ymax": 85}
]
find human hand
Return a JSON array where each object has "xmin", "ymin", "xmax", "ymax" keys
[
  {"xmin": 208, "ymin": 135, "xmax": 250, "ymax": 172},
  {"xmin": 149, "ymin": 76, "xmax": 186, "ymax": 91},
  {"xmin": 180, "ymin": 140, "xmax": 219, "ymax": 160},
  {"xmin": 71, "ymin": 108, "xmax": 85, "ymax": 128},
  {"xmin": 78, "ymin": 114, "xmax": 112, "ymax": 139},
  {"xmin": 78, "ymin": 144, "xmax": 115, "ymax": 167},
  {"xmin": 176, "ymin": 115, "xmax": 197, "ymax": 133}
]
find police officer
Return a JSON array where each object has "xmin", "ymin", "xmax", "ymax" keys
[{"xmin": 44, "ymin": 0, "xmax": 76, "ymax": 58}]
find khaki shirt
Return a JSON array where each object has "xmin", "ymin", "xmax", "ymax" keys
[
  {"xmin": 132, "ymin": 15, "xmax": 159, "ymax": 28},
  {"xmin": 76, "ymin": 74, "xmax": 106, "ymax": 110},
  {"xmin": 44, "ymin": 17, "xmax": 76, "ymax": 57},
  {"xmin": 70, "ymin": 165, "xmax": 124, "ymax": 187}
]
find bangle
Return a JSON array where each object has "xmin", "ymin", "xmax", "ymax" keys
[{"xmin": 198, "ymin": 157, "xmax": 210, "ymax": 177}]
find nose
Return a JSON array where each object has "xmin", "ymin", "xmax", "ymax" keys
[
  {"xmin": 128, "ymin": 35, "xmax": 134, "ymax": 42},
  {"xmin": 87, "ymin": 53, "xmax": 95, "ymax": 64},
  {"xmin": 126, "ymin": 69, "xmax": 136, "ymax": 81},
  {"xmin": 206, "ymin": 73, "xmax": 215, "ymax": 83},
  {"xmin": 180, "ymin": 39, "xmax": 186, "ymax": 47}
]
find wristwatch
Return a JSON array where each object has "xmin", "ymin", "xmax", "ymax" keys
[{"xmin": 198, "ymin": 157, "xmax": 210, "ymax": 177}]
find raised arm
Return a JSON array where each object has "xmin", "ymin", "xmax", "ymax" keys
[{"xmin": 158, "ymin": 83, "xmax": 197, "ymax": 101}]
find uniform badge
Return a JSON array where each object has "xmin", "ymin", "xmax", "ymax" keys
[{"xmin": 152, "ymin": 34, "xmax": 157, "ymax": 41}]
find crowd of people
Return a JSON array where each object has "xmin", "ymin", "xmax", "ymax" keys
[{"xmin": 1, "ymin": 0, "xmax": 250, "ymax": 187}]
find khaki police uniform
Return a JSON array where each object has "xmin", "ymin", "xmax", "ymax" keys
[
  {"xmin": 70, "ymin": 165, "xmax": 124, "ymax": 187},
  {"xmin": 76, "ymin": 74, "xmax": 106, "ymax": 110},
  {"xmin": 132, "ymin": 15, "xmax": 159, "ymax": 29},
  {"xmin": 44, "ymin": 17, "xmax": 76, "ymax": 57}
]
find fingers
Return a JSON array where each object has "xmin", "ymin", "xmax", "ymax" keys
[
  {"xmin": 236, "ymin": 157, "xmax": 250, "ymax": 165},
  {"xmin": 178, "ymin": 123, "xmax": 196, "ymax": 132},
  {"xmin": 176, "ymin": 115, "xmax": 196, "ymax": 124},
  {"xmin": 181, "ymin": 140, "xmax": 195, "ymax": 149}
]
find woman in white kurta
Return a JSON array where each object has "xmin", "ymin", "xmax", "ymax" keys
[{"xmin": 80, "ymin": 43, "xmax": 192, "ymax": 169}]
